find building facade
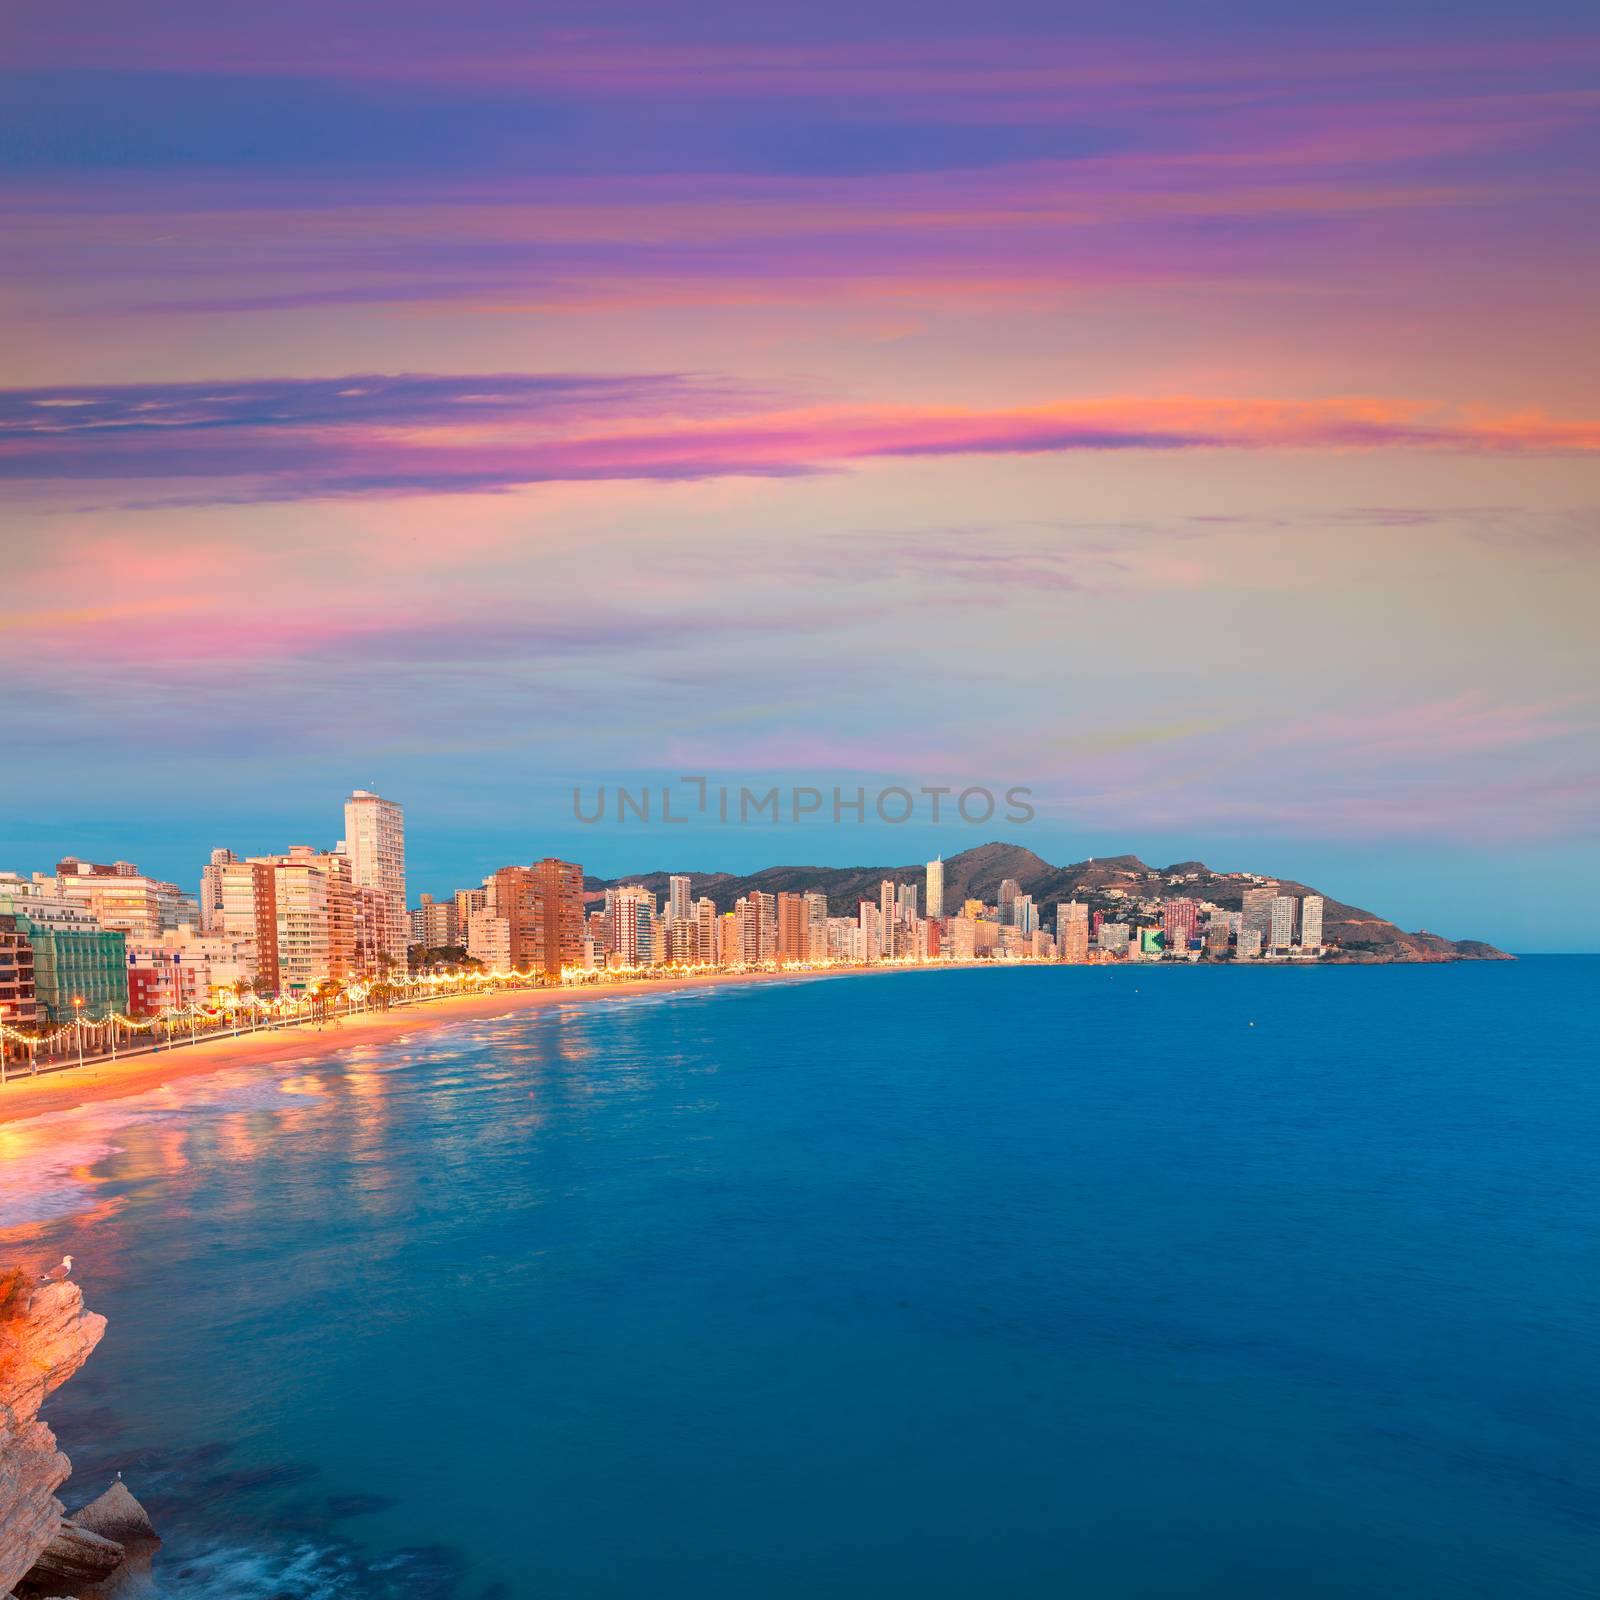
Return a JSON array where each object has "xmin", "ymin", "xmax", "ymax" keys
[
  {"xmin": 199, "ymin": 847, "xmax": 238, "ymax": 933},
  {"xmin": 54, "ymin": 858, "xmax": 198, "ymax": 939},
  {"xmin": 0, "ymin": 888, "xmax": 127, "ymax": 1021},
  {"xmin": 218, "ymin": 859, "xmax": 280, "ymax": 992},
  {"xmin": 342, "ymin": 790, "xmax": 408, "ymax": 970},
  {"xmin": 0, "ymin": 914, "xmax": 39, "ymax": 1029}
]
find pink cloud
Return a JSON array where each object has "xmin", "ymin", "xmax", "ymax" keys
[{"xmin": 5, "ymin": 379, "xmax": 1598, "ymax": 506}]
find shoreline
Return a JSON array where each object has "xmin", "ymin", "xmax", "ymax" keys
[{"xmin": 0, "ymin": 964, "xmax": 948, "ymax": 1127}]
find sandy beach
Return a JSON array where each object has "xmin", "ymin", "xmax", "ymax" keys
[{"xmin": 0, "ymin": 965, "xmax": 939, "ymax": 1126}]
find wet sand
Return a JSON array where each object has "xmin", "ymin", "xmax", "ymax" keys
[{"xmin": 0, "ymin": 965, "xmax": 937, "ymax": 1125}]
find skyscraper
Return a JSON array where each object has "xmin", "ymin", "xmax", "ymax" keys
[
  {"xmin": 998, "ymin": 878, "xmax": 1020, "ymax": 924},
  {"xmin": 342, "ymin": 790, "xmax": 408, "ymax": 970},
  {"xmin": 1300, "ymin": 895, "xmax": 1325, "ymax": 950},
  {"xmin": 1270, "ymin": 895, "xmax": 1296, "ymax": 950},
  {"xmin": 926, "ymin": 857, "xmax": 944, "ymax": 921},
  {"xmin": 668, "ymin": 874, "xmax": 692, "ymax": 926}
]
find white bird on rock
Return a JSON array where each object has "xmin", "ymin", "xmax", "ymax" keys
[{"xmin": 41, "ymin": 1254, "xmax": 74, "ymax": 1283}]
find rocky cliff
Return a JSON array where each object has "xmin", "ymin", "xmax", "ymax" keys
[{"xmin": 0, "ymin": 1271, "xmax": 107, "ymax": 1595}]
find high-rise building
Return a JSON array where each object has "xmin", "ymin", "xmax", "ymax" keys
[
  {"xmin": 454, "ymin": 887, "xmax": 487, "ymax": 930},
  {"xmin": 342, "ymin": 790, "xmax": 408, "ymax": 970},
  {"xmin": 1056, "ymin": 900, "xmax": 1089, "ymax": 962},
  {"xmin": 529, "ymin": 858, "xmax": 585, "ymax": 977},
  {"xmin": 354, "ymin": 886, "xmax": 408, "ymax": 975},
  {"xmin": 926, "ymin": 857, "xmax": 944, "ymax": 921},
  {"xmin": 718, "ymin": 908, "xmax": 743, "ymax": 966},
  {"xmin": 804, "ymin": 891, "xmax": 830, "ymax": 962},
  {"xmin": 858, "ymin": 899, "xmax": 881, "ymax": 962},
  {"xmin": 411, "ymin": 892, "xmax": 459, "ymax": 950},
  {"xmin": 1162, "ymin": 898, "xmax": 1199, "ymax": 950},
  {"xmin": 668, "ymin": 875, "xmax": 693, "ymax": 926},
  {"xmin": 490, "ymin": 860, "xmax": 585, "ymax": 974},
  {"xmin": 1240, "ymin": 886, "xmax": 1277, "ymax": 945},
  {"xmin": 607, "ymin": 885, "xmax": 655, "ymax": 967},
  {"xmin": 199, "ymin": 847, "xmax": 238, "ymax": 933},
  {"xmin": 693, "ymin": 897, "xmax": 718, "ymax": 965},
  {"xmin": 1270, "ymin": 895, "xmax": 1296, "ymax": 950},
  {"xmin": 746, "ymin": 891, "xmax": 777, "ymax": 962},
  {"xmin": 1013, "ymin": 893, "xmax": 1036, "ymax": 935},
  {"xmin": 252, "ymin": 846, "xmax": 354, "ymax": 991},
  {"xmin": 998, "ymin": 879, "xmax": 1021, "ymax": 924},
  {"xmin": 1300, "ymin": 895, "xmax": 1325, "ymax": 950},
  {"xmin": 218, "ymin": 859, "xmax": 279, "ymax": 991},
  {"xmin": 879, "ymin": 880, "xmax": 896, "ymax": 957},
  {"xmin": 776, "ymin": 892, "xmax": 808, "ymax": 965}
]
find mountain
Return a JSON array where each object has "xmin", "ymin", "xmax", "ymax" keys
[{"xmin": 587, "ymin": 843, "xmax": 1509, "ymax": 962}]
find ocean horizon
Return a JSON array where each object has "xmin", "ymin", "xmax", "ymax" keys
[{"xmin": 5, "ymin": 958, "xmax": 1599, "ymax": 1598}]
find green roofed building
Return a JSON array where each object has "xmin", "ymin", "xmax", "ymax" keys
[{"xmin": 0, "ymin": 885, "xmax": 128, "ymax": 1021}]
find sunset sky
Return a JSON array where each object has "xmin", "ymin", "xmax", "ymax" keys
[{"xmin": 3, "ymin": 0, "xmax": 1597, "ymax": 948}]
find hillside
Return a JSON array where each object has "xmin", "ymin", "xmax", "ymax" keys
[{"xmin": 588, "ymin": 843, "xmax": 1508, "ymax": 963}]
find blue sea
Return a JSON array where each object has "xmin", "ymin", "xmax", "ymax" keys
[{"xmin": 4, "ymin": 959, "xmax": 1599, "ymax": 1599}]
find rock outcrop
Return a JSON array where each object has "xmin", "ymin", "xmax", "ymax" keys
[
  {"xmin": 68, "ymin": 1481, "xmax": 158, "ymax": 1548},
  {"xmin": 15, "ymin": 1524, "xmax": 123, "ymax": 1591},
  {"xmin": 0, "ymin": 1270, "xmax": 108, "ymax": 1596}
]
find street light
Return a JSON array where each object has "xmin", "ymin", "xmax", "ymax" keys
[{"xmin": 72, "ymin": 994, "xmax": 85, "ymax": 1070}]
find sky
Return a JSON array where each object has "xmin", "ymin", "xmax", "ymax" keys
[{"xmin": 1, "ymin": 0, "xmax": 1597, "ymax": 950}]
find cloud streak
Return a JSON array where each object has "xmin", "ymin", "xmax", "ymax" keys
[{"xmin": 4, "ymin": 375, "xmax": 1598, "ymax": 503}]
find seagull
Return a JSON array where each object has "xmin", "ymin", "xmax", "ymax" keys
[{"xmin": 42, "ymin": 1255, "xmax": 74, "ymax": 1283}]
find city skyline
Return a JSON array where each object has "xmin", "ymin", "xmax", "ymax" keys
[{"xmin": 2, "ymin": 0, "xmax": 1596, "ymax": 951}]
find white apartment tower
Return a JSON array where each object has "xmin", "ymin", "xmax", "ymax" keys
[
  {"xmin": 668, "ymin": 874, "xmax": 693, "ymax": 926},
  {"xmin": 926, "ymin": 857, "xmax": 944, "ymax": 921},
  {"xmin": 343, "ymin": 789, "xmax": 408, "ymax": 969}
]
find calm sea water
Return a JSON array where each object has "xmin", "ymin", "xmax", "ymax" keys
[{"xmin": 3, "ymin": 959, "xmax": 1598, "ymax": 1599}]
